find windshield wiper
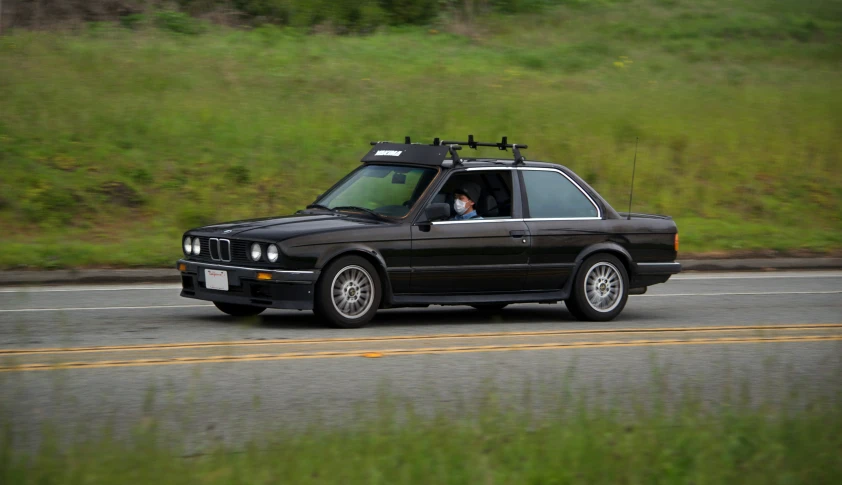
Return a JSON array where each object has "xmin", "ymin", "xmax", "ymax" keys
[
  {"xmin": 305, "ymin": 203, "xmax": 335, "ymax": 211},
  {"xmin": 332, "ymin": 206, "xmax": 387, "ymax": 220}
]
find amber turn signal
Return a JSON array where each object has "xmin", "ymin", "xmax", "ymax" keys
[
  {"xmin": 674, "ymin": 233, "xmax": 680, "ymax": 253},
  {"xmin": 257, "ymin": 272, "xmax": 273, "ymax": 281},
  {"xmin": 178, "ymin": 263, "xmax": 187, "ymax": 272}
]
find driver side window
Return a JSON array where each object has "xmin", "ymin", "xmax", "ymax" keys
[{"xmin": 431, "ymin": 170, "xmax": 514, "ymax": 219}]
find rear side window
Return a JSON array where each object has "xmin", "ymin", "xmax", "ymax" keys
[{"xmin": 521, "ymin": 170, "xmax": 599, "ymax": 219}]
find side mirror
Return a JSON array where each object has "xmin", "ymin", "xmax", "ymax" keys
[{"xmin": 425, "ymin": 202, "xmax": 451, "ymax": 222}]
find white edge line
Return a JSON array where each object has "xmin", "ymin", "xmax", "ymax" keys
[
  {"xmin": 0, "ymin": 304, "xmax": 212, "ymax": 313},
  {"xmin": 1, "ymin": 272, "xmax": 839, "ymax": 294},
  {"xmin": 1, "ymin": 290, "xmax": 841, "ymax": 312},
  {"xmin": 0, "ymin": 285, "xmax": 183, "ymax": 293},
  {"xmin": 638, "ymin": 291, "xmax": 842, "ymax": 297},
  {"xmin": 671, "ymin": 273, "xmax": 842, "ymax": 281}
]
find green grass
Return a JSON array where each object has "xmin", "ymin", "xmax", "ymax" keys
[
  {"xmin": 1, "ymin": 0, "xmax": 841, "ymax": 268},
  {"xmin": 3, "ymin": 399, "xmax": 841, "ymax": 484}
]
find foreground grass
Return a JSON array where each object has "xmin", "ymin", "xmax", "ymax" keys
[
  {"xmin": 1, "ymin": 0, "xmax": 841, "ymax": 268},
  {"xmin": 3, "ymin": 402, "xmax": 841, "ymax": 484}
]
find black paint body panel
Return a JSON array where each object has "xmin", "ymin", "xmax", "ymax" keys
[{"xmin": 179, "ymin": 159, "xmax": 680, "ymax": 309}]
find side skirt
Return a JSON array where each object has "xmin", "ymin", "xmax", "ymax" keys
[{"xmin": 390, "ymin": 289, "xmax": 569, "ymax": 307}]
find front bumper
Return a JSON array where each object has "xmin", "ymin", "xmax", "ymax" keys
[{"xmin": 177, "ymin": 259, "xmax": 320, "ymax": 310}]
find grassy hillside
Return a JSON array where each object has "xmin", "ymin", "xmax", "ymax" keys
[{"xmin": 1, "ymin": 0, "xmax": 841, "ymax": 268}]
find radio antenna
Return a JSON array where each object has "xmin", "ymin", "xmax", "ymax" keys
[{"xmin": 627, "ymin": 137, "xmax": 638, "ymax": 220}]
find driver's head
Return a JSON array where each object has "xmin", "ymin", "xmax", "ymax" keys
[{"xmin": 453, "ymin": 183, "xmax": 481, "ymax": 215}]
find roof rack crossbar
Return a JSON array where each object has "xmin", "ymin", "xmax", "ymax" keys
[
  {"xmin": 370, "ymin": 136, "xmax": 527, "ymax": 164},
  {"xmin": 438, "ymin": 135, "xmax": 527, "ymax": 163}
]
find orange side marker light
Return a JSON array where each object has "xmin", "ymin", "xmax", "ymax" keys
[
  {"xmin": 178, "ymin": 263, "xmax": 187, "ymax": 272},
  {"xmin": 257, "ymin": 272, "xmax": 272, "ymax": 281}
]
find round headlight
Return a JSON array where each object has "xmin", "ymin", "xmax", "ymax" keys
[
  {"xmin": 192, "ymin": 238, "xmax": 201, "ymax": 255},
  {"xmin": 183, "ymin": 237, "xmax": 192, "ymax": 255},
  {"xmin": 267, "ymin": 244, "xmax": 279, "ymax": 263},
  {"xmin": 250, "ymin": 243, "xmax": 262, "ymax": 261}
]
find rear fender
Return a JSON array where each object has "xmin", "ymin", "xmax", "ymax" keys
[{"xmin": 562, "ymin": 243, "xmax": 634, "ymax": 295}]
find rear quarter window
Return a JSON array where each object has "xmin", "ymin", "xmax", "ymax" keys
[{"xmin": 521, "ymin": 170, "xmax": 599, "ymax": 219}]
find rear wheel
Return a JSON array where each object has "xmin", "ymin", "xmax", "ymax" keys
[
  {"xmin": 315, "ymin": 256, "xmax": 381, "ymax": 328},
  {"xmin": 213, "ymin": 302, "xmax": 266, "ymax": 317},
  {"xmin": 566, "ymin": 254, "xmax": 629, "ymax": 322}
]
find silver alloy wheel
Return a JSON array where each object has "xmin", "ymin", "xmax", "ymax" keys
[
  {"xmin": 331, "ymin": 265, "xmax": 375, "ymax": 319},
  {"xmin": 584, "ymin": 261, "xmax": 624, "ymax": 313}
]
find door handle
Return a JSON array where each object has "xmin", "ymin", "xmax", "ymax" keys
[{"xmin": 510, "ymin": 231, "xmax": 526, "ymax": 238}]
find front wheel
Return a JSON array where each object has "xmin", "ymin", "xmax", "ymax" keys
[
  {"xmin": 565, "ymin": 254, "xmax": 629, "ymax": 322},
  {"xmin": 213, "ymin": 301, "xmax": 266, "ymax": 317},
  {"xmin": 315, "ymin": 256, "xmax": 382, "ymax": 328}
]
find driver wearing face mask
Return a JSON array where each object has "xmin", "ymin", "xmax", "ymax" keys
[{"xmin": 450, "ymin": 183, "xmax": 483, "ymax": 220}]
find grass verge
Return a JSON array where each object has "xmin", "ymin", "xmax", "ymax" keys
[
  {"xmin": 2, "ymin": 400, "xmax": 841, "ymax": 484},
  {"xmin": 1, "ymin": 0, "xmax": 841, "ymax": 268}
]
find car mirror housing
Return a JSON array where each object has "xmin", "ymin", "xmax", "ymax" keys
[{"xmin": 425, "ymin": 203, "xmax": 451, "ymax": 221}]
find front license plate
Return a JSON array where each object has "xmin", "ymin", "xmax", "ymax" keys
[{"xmin": 205, "ymin": 269, "xmax": 229, "ymax": 291}]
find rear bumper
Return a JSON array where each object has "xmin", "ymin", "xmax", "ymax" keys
[
  {"xmin": 176, "ymin": 260, "xmax": 319, "ymax": 310},
  {"xmin": 635, "ymin": 262, "xmax": 682, "ymax": 275},
  {"xmin": 630, "ymin": 261, "xmax": 681, "ymax": 288}
]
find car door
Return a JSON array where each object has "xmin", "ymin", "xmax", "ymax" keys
[
  {"xmin": 519, "ymin": 167, "xmax": 605, "ymax": 291},
  {"xmin": 410, "ymin": 168, "xmax": 530, "ymax": 294}
]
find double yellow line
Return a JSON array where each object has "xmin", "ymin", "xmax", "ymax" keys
[{"xmin": 1, "ymin": 324, "xmax": 840, "ymax": 373}]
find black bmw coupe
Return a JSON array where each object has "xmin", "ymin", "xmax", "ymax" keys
[{"xmin": 177, "ymin": 137, "xmax": 680, "ymax": 328}]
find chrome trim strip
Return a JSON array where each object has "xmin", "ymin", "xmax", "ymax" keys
[
  {"xmin": 637, "ymin": 262, "xmax": 681, "ymax": 266},
  {"xmin": 180, "ymin": 260, "xmax": 315, "ymax": 275},
  {"xmin": 465, "ymin": 166, "xmax": 516, "ymax": 171},
  {"xmin": 209, "ymin": 238, "xmax": 220, "ymax": 261},
  {"xmin": 431, "ymin": 218, "xmax": 525, "ymax": 225},
  {"xmin": 527, "ymin": 217, "xmax": 601, "ymax": 222},
  {"xmin": 430, "ymin": 217, "xmax": 601, "ymax": 225},
  {"xmin": 220, "ymin": 238, "xmax": 231, "ymax": 262}
]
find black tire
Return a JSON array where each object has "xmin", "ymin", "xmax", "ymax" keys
[
  {"xmin": 213, "ymin": 301, "xmax": 266, "ymax": 317},
  {"xmin": 315, "ymin": 255, "xmax": 382, "ymax": 328},
  {"xmin": 565, "ymin": 254, "xmax": 629, "ymax": 322},
  {"xmin": 470, "ymin": 303, "xmax": 508, "ymax": 313}
]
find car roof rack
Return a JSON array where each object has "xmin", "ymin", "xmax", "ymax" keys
[
  {"xmin": 364, "ymin": 135, "xmax": 527, "ymax": 166},
  {"xmin": 436, "ymin": 135, "xmax": 528, "ymax": 165}
]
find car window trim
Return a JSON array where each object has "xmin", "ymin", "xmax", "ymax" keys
[
  {"xmin": 414, "ymin": 167, "xmax": 522, "ymax": 224},
  {"xmin": 517, "ymin": 167, "xmax": 602, "ymax": 219}
]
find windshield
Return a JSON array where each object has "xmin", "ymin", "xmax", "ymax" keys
[{"xmin": 315, "ymin": 165, "xmax": 438, "ymax": 218}]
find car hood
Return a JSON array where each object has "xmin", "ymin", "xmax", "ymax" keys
[{"xmin": 189, "ymin": 213, "xmax": 386, "ymax": 241}]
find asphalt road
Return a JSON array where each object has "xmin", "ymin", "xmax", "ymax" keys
[{"xmin": 1, "ymin": 271, "xmax": 841, "ymax": 450}]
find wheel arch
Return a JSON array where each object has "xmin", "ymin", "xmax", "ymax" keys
[
  {"xmin": 565, "ymin": 243, "xmax": 633, "ymax": 294},
  {"xmin": 316, "ymin": 246, "xmax": 394, "ymax": 308},
  {"xmin": 575, "ymin": 243, "xmax": 632, "ymax": 271}
]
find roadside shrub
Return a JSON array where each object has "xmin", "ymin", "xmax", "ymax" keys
[
  {"xmin": 155, "ymin": 11, "xmax": 207, "ymax": 35},
  {"xmin": 379, "ymin": 0, "xmax": 439, "ymax": 25}
]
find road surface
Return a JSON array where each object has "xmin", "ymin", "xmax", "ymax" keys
[{"xmin": 1, "ymin": 271, "xmax": 840, "ymax": 450}]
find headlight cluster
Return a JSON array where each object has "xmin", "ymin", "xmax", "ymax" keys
[
  {"xmin": 250, "ymin": 243, "xmax": 280, "ymax": 262},
  {"xmin": 182, "ymin": 236, "xmax": 201, "ymax": 256}
]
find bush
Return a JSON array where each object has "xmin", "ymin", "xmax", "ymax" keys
[{"xmin": 155, "ymin": 11, "xmax": 207, "ymax": 35}]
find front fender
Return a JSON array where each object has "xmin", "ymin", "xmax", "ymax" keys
[{"xmin": 314, "ymin": 244, "xmax": 388, "ymax": 271}]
